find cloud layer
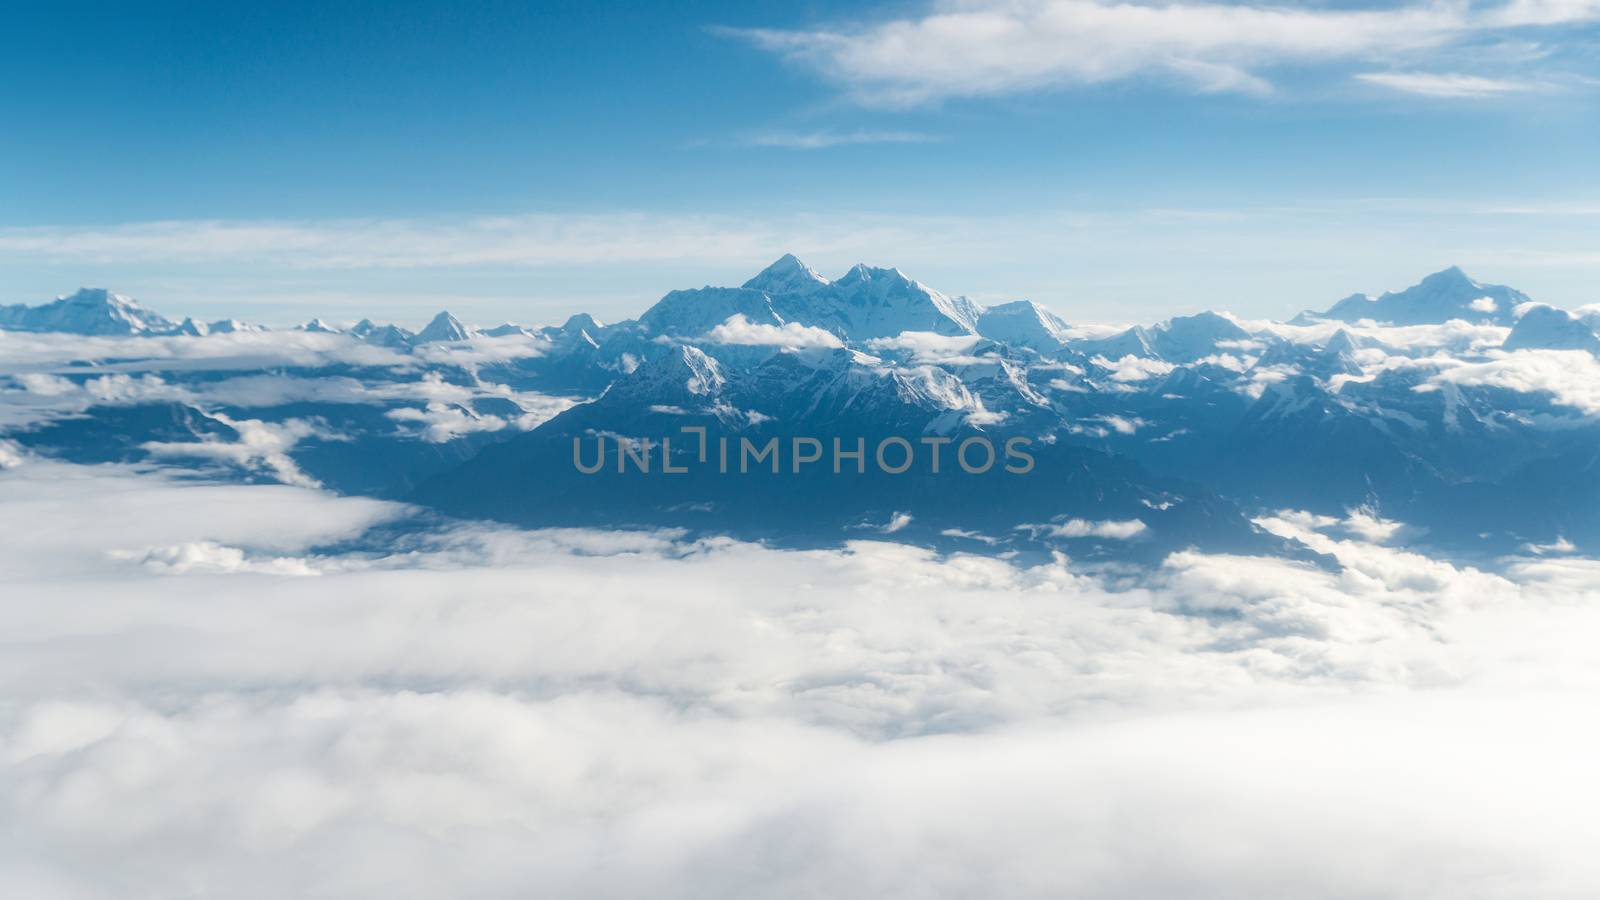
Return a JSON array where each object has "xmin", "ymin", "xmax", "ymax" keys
[{"xmin": 3, "ymin": 457, "xmax": 1600, "ymax": 896}]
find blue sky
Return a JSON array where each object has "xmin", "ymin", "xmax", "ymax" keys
[{"xmin": 2, "ymin": 0, "xmax": 1598, "ymax": 326}]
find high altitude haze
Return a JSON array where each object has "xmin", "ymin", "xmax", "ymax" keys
[{"xmin": 3, "ymin": 1, "xmax": 1598, "ymax": 322}]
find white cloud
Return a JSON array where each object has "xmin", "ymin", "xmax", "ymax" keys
[
  {"xmin": 1099, "ymin": 414, "xmax": 1145, "ymax": 434},
  {"xmin": 740, "ymin": 129, "xmax": 940, "ymax": 149},
  {"xmin": 865, "ymin": 331, "xmax": 986, "ymax": 362},
  {"xmin": 0, "ymin": 328, "xmax": 409, "ymax": 373},
  {"xmin": 1045, "ymin": 517, "xmax": 1149, "ymax": 539},
  {"xmin": 408, "ymin": 333, "xmax": 551, "ymax": 367},
  {"xmin": 0, "ymin": 350, "xmax": 575, "ymax": 443},
  {"xmin": 1355, "ymin": 71, "xmax": 1547, "ymax": 98},
  {"xmin": 1193, "ymin": 352, "xmax": 1253, "ymax": 371},
  {"xmin": 1341, "ymin": 507, "xmax": 1411, "ymax": 544},
  {"xmin": 121, "ymin": 540, "xmax": 321, "ymax": 576},
  {"xmin": 1255, "ymin": 318, "xmax": 1511, "ymax": 353},
  {"xmin": 1488, "ymin": 0, "xmax": 1600, "ymax": 26},
  {"xmin": 0, "ymin": 461, "xmax": 398, "ymax": 564},
  {"xmin": 143, "ymin": 414, "xmax": 336, "ymax": 488},
  {"xmin": 864, "ymin": 511, "xmax": 914, "ymax": 534},
  {"xmin": 6, "ymin": 461, "xmax": 1600, "ymax": 895},
  {"xmin": 1422, "ymin": 348, "xmax": 1600, "ymax": 414},
  {"xmin": 1091, "ymin": 354, "xmax": 1176, "ymax": 382},
  {"xmin": 1523, "ymin": 535, "xmax": 1577, "ymax": 555},
  {"xmin": 722, "ymin": 0, "xmax": 1600, "ymax": 105},
  {"xmin": 705, "ymin": 314, "xmax": 845, "ymax": 349},
  {"xmin": 381, "ymin": 400, "xmax": 567, "ymax": 444}
]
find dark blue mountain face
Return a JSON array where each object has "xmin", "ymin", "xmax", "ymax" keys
[
  {"xmin": 5, "ymin": 260, "xmax": 1600, "ymax": 561},
  {"xmin": 408, "ymin": 370, "xmax": 1284, "ymax": 562},
  {"xmin": 11, "ymin": 402, "xmax": 237, "ymax": 462}
]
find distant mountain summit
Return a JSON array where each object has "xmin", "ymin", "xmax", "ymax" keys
[
  {"xmin": 634, "ymin": 256, "xmax": 986, "ymax": 341},
  {"xmin": 975, "ymin": 300, "xmax": 1070, "ymax": 353},
  {"xmin": 822, "ymin": 263, "xmax": 984, "ymax": 338},
  {"xmin": 416, "ymin": 311, "xmax": 476, "ymax": 343},
  {"xmin": 688, "ymin": 255, "xmax": 983, "ymax": 340},
  {"xmin": 1503, "ymin": 305, "xmax": 1600, "ymax": 354},
  {"xmin": 742, "ymin": 253, "xmax": 830, "ymax": 296},
  {"xmin": 1150, "ymin": 312, "xmax": 1253, "ymax": 361},
  {"xmin": 351, "ymin": 318, "xmax": 416, "ymax": 348},
  {"xmin": 1296, "ymin": 266, "xmax": 1527, "ymax": 326},
  {"xmin": 0, "ymin": 288, "xmax": 177, "ymax": 335}
]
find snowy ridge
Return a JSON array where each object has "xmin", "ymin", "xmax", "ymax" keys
[{"xmin": 8, "ymin": 258, "xmax": 1600, "ymax": 557}]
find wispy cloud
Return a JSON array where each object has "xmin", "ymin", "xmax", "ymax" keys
[
  {"xmin": 6, "ymin": 201, "xmax": 1600, "ymax": 324},
  {"xmin": 740, "ymin": 129, "xmax": 940, "ymax": 149},
  {"xmin": 1487, "ymin": 0, "xmax": 1600, "ymax": 26},
  {"xmin": 1355, "ymin": 71, "xmax": 1548, "ymax": 98},
  {"xmin": 721, "ymin": 0, "xmax": 1600, "ymax": 105},
  {"xmin": 0, "ymin": 214, "xmax": 955, "ymax": 270},
  {"xmin": 7, "ymin": 201, "xmax": 1600, "ymax": 274}
]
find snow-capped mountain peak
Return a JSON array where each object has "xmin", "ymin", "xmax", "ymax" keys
[
  {"xmin": 975, "ymin": 300, "xmax": 1069, "ymax": 352},
  {"xmin": 0, "ymin": 287, "xmax": 178, "ymax": 335},
  {"xmin": 16, "ymin": 263, "xmax": 1600, "ymax": 561},
  {"xmin": 639, "ymin": 288, "xmax": 785, "ymax": 337},
  {"xmin": 1305, "ymin": 266, "xmax": 1527, "ymax": 326},
  {"xmin": 300, "ymin": 318, "xmax": 343, "ymax": 333},
  {"xmin": 742, "ymin": 253, "xmax": 830, "ymax": 296},
  {"xmin": 641, "ymin": 262, "xmax": 983, "ymax": 343},
  {"xmin": 610, "ymin": 345, "xmax": 727, "ymax": 403},
  {"xmin": 809, "ymin": 264, "xmax": 983, "ymax": 339},
  {"xmin": 1067, "ymin": 325, "xmax": 1157, "ymax": 360},
  {"xmin": 558, "ymin": 313, "xmax": 605, "ymax": 335},
  {"xmin": 416, "ymin": 311, "xmax": 474, "ymax": 343},
  {"xmin": 1324, "ymin": 328, "xmax": 1359, "ymax": 356},
  {"xmin": 1150, "ymin": 311, "xmax": 1253, "ymax": 361},
  {"xmin": 1503, "ymin": 305, "xmax": 1600, "ymax": 354},
  {"xmin": 206, "ymin": 319, "xmax": 261, "ymax": 334},
  {"xmin": 352, "ymin": 318, "xmax": 417, "ymax": 348}
]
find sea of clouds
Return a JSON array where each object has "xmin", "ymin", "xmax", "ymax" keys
[{"xmin": 2, "ymin": 446, "xmax": 1599, "ymax": 898}]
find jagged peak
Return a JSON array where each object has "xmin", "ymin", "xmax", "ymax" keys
[
  {"xmin": 1503, "ymin": 304, "xmax": 1600, "ymax": 353},
  {"xmin": 975, "ymin": 299, "xmax": 1069, "ymax": 349},
  {"xmin": 44, "ymin": 287, "xmax": 166, "ymax": 320},
  {"xmin": 836, "ymin": 262, "xmax": 912, "ymax": 286},
  {"xmin": 1171, "ymin": 309, "xmax": 1238, "ymax": 324},
  {"xmin": 1383, "ymin": 266, "xmax": 1506, "ymax": 302},
  {"xmin": 62, "ymin": 287, "xmax": 131, "ymax": 304},
  {"xmin": 983, "ymin": 298, "xmax": 1056, "ymax": 319},
  {"xmin": 561, "ymin": 313, "xmax": 605, "ymax": 333},
  {"xmin": 1421, "ymin": 265, "xmax": 1474, "ymax": 287},
  {"xmin": 628, "ymin": 344, "xmax": 726, "ymax": 396},
  {"xmin": 1160, "ymin": 310, "xmax": 1250, "ymax": 334},
  {"xmin": 743, "ymin": 253, "xmax": 830, "ymax": 295},
  {"xmin": 205, "ymin": 318, "xmax": 261, "ymax": 334},
  {"xmin": 416, "ymin": 310, "xmax": 473, "ymax": 343},
  {"xmin": 1325, "ymin": 328, "xmax": 1358, "ymax": 355}
]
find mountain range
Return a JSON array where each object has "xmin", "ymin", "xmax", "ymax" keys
[{"xmin": 4, "ymin": 260, "xmax": 1598, "ymax": 562}]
